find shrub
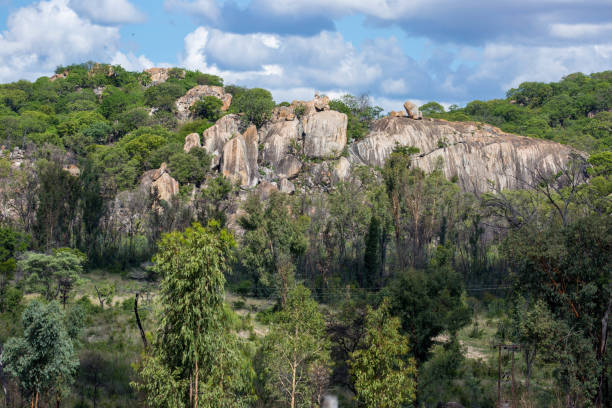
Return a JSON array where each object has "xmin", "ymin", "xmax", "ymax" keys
[
  {"xmin": 190, "ymin": 95, "xmax": 223, "ymax": 122},
  {"xmin": 232, "ymin": 88, "xmax": 275, "ymax": 127}
]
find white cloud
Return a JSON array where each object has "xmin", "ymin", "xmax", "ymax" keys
[
  {"xmin": 69, "ymin": 0, "xmax": 146, "ymax": 24},
  {"xmin": 111, "ymin": 51, "xmax": 154, "ymax": 71},
  {"xmin": 471, "ymin": 43, "xmax": 612, "ymax": 92},
  {"xmin": 549, "ymin": 23, "xmax": 612, "ymax": 40},
  {"xmin": 0, "ymin": 0, "xmax": 120, "ymax": 82}
]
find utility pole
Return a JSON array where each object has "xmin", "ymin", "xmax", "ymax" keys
[{"xmin": 495, "ymin": 343, "xmax": 520, "ymax": 408}]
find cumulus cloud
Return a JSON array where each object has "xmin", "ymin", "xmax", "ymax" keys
[
  {"xmin": 0, "ymin": 0, "xmax": 121, "ymax": 82},
  {"xmin": 166, "ymin": 0, "xmax": 612, "ymax": 46},
  {"xmin": 178, "ymin": 26, "xmax": 440, "ymax": 111},
  {"xmin": 68, "ymin": 0, "xmax": 146, "ymax": 24},
  {"xmin": 111, "ymin": 51, "xmax": 155, "ymax": 71},
  {"xmin": 175, "ymin": 20, "xmax": 612, "ymax": 111}
]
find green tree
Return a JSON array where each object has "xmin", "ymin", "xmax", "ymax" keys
[
  {"xmin": 35, "ymin": 160, "xmax": 81, "ymax": 249},
  {"xmin": 232, "ymin": 88, "xmax": 275, "ymax": 128},
  {"xmin": 136, "ymin": 222, "xmax": 252, "ymax": 408},
  {"xmin": 0, "ymin": 227, "xmax": 29, "ymax": 311},
  {"xmin": 239, "ymin": 193, "xmax": 309, "ymax": 304},
  {"xmin": 504, "ymin": 215, "xmax": 612, "ymax": 406},
  {"xmin": 362, "ymin": 215, "xmax": 381, "ymax": 287},
  {"xmin": 144, "ymin": 82, "xmax": 185, "ymax": 112},
  {"xmin": 349, "ymin": 299, "xmax": 417, "ymax": 408},
  {"xmin": 18, "ymin": 249, "xmax": 85, "ymax": 307},
  {"xmin": 261, "ymin": 285, "xmax": 330, "ymax": 408},
  {"xmin": 385, "ymin": 246, "xmax": 471, "ymax": 363},
  {"xmin": 190, "ymin": 95, "xmax": 223, "ymax": 122},
  {"xmin": 1, "ymin": 301, "xmax": 78, "ymax": 408},
  {"xmin": 419, "ymin": 101, "xmax": 445, "ymax": 115}
]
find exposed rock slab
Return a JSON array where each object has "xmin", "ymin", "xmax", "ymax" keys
[
  {"xmin": 303, "ymin": 111, "xmax": 348, "ymax": 158},
  {"xmin": 183, "ymin": 133, "xmax": 201, "ymax": 153},
  {"xmin": 175, "ymin": 85, "xmax": 233, "ymax": 121},
  {"xmin": 221, "ymin": 126, "xmax": 259, "ymax": 188},
  {"xmin": 349, "ymin": 117, "xmax": 579, "ymax": 193},
  {"xmin": 202, "ymin": 114, "xmax": 241, "ymax": 167},
  {"xmin": 260, "ymin": 120, "xmax": 301, "ymax": 166}
]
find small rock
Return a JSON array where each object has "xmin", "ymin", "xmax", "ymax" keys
[
  {"xmin": 276, "ymin": 156, "xmax": 302, "ymax": 179},
  {"xmin": 279, "ymin": 178, "xmax": 295, "ymax": 194},
  {"xmin": 63, "ymin": 164, "xmax": 80, "ymax": 177},
  {"xmin": 332, "ymin": 157, "xmax": 350, "ymax": 183},
  {"xmin": 256, "ymin": 181, "xmax": 278, "ymax": 201}
]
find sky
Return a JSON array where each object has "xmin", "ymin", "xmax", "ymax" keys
[{"xmin": 0, "ymin": 0, "xmax": 611, "ymax": 111}]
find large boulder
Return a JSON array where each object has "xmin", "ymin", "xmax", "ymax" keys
[
  {"xmin": 183, "ymin": 133, "xmax": 201, "ymax": 153},
  {"xmin": 349, "ymin": 117, "xmax": 580, "ymax": 193},
  {"xmin": 202, "ymin": 114, "xmax": 241, "ymax": 167},
  {"xmin": 303, "ymin": 111, "xmax": 348, "ymax": 158},
  {"xmin": 175, "ymin": 85, "xmax": 233, "ymax": 121},
  {"xmin": 260, "ymin": 120, "xmax": 301, "ymax": 165},
  {"xmin": 140, "ymin": 162, "xmax": 179, "ymax": 202},
  {"xmin": 221, "ymin": 126, "xmax": 259, "ymax": 188},
  {"xmin": 403, "ymin": 101, "xmax": 423, "ymax": 120}
]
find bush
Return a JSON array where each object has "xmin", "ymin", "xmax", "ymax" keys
[
  {"xmin": 144, "ymin": 82, "xmax": 185, "ymax": 112},
  {"xmin": 190, "ymin": 95, "xmax": 223, "ymax": 122},
  {"xmin": 232, "ymin": 87, "xmax": 275, "ymax": 127}
]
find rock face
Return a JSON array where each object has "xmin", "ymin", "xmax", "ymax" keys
[
  {"xmin": 183, "ymin": 133, "xmax": 201, "ymax": 153},
  {"xmin": 202, "ymin": 114, "xmax": 241, "ymax": 167},
  {"xmin": 140, "ymin": 163, "xmax": 180, "ymax": 202},
  {"xmin": 175, "ymin": 85, "xmax": 233, "ymax": 121},
  {"xmin": 404, "ymin": 101, "xmax": 423, "ymax": 120},
  {"xmin": 260, "ymin": 120, "xmax": 301, "ymax": 167},
  {"xmin": 303, "ymin": 111, "xmax": 348, "ymax": 158},
  {"xmin": 221, "ymin": 125, "xmax": 259, "ymax": 188},
  {"xmin": 349, "ymin": 117, "xmax": 579, "ymax": 192}
]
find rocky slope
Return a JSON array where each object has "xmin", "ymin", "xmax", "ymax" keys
[
  {"xmin": 173, "ymin": 93, "xmax": 579, "ymax": 198},
  {"xmin": 349, "ymin": 116, "xmax": 578, "ymax": 192},
  {"xmin": 122, "ymin": 73, "xmax": 581, "ymax": 198}
]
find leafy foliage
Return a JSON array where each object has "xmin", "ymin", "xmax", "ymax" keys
[
  {"xmin": 1, "ymin": 301, "xmax": 78, "ymax": 407},
  {"xmin": 350, "ymin": 299, "xmax": 417, "ymax": 408}
]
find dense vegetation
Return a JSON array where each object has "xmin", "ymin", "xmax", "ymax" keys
[{"xmin": 0, "ymin": 63, "xmax": 610, "ymax": 408}]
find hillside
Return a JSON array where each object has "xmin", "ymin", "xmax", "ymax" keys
[{"xmin": 0, "ymin": 63, "xmax": 610, "ymax": 408}]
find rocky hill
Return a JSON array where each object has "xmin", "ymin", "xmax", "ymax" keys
[{"xmin": 161, "ymin": 93, "xmax": 579, "ymax": 200}]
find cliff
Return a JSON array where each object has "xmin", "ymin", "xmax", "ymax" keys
[{"xmin": 349, "ymin": 117, "xmax": 579, "ymax": 192}]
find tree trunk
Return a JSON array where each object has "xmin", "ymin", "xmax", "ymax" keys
[
  {"xmin": 134, "ymin": 293, "xmax": 148, "ymax": 349},
  {"xmin": 194, "ymin": 359, "xmax": 199, "ymax": 408},
  {"xmin": 291, "ymin": 356, "xmax": 297, "ymax": 408}
]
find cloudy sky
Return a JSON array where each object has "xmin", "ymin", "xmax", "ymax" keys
[{"xmin": 1, "ymin": 0, "xmax": 611, "ymax": 110}]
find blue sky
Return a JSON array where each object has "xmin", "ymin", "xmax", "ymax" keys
[{"xmin": 1, "ymin": 0, "xmax": 611, "ymax": 111}]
